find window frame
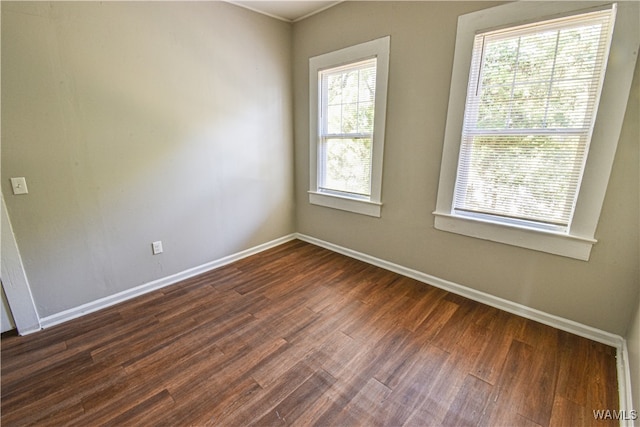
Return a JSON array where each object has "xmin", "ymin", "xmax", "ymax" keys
[
  {"xmin": 309, "ymin": 36, "xmax": 391, "ymax": 217},
  {"xmin": 433, "ymin": 1, "xmax": 639, "ymax": 260}
]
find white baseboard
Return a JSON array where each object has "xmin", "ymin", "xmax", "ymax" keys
[
  {"xmin": 294, "ymin": 233, "xmax": 632, "ymax": 424},
  {"xmin": 617, "ymin": 341, "xmax": 636, "ymax": 427},
  {"xmin": 39, "ymin": 234, "xmax": 297, "ymax": 330}
]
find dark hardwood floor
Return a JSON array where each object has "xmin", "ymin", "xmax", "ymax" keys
[{"xmin": 1, "ymin": 240, "xmax": 619, "ymax": 426}]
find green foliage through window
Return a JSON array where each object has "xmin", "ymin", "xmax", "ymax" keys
[
  {"xmin": 320, "ymin": 59, "xmax": 377, "ymax": 196},
  {"xmin": 455, "ymin": 8, "xmax": 614, "ymax": 229}
]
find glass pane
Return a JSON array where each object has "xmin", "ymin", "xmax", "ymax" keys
[
  {"xmin": 358, "ymin": 101, "xmax": 374, "ymax": 133},
  {"xmin": 546, "ymin": 80, "xmax": 591, "ymax": 128},
  {"xmin": 477, "ymin": 23, "xmax": 604, "ymax": 130},
  {"xmin": 457, "ymin": 134, "xmax": 585, "ymax": 225},
  {"xmin": 320, "ymin": 60, "xmax": 377, "ymax": 137},
  {"xmin": 515, "ymin": 30, "xmax": 557, "ymax": 83},
  {"xmin": 327, "ymin": 105, "xmax": 342, "ymax": 134},
  {"xmin": 509, "ymin": 83, "xmax": 549, "ymax": 128},
  {"xmin": 359, "ymin": 67, "xmax": 376, "ymax": 102},
  {"xmin": 481, "ymin": 38, "xmax": 518, "ymax": 87},
  {"xmin": 322, "ymin": 138, "xmax": 372, "ymax": 195},
  {"xmin": 555, "ymin": 24, "xmax": 602, "ymax": 81},
  {"xmin": 478, "ymin": 84, "xmax": 511, "ymax": 128},
  {"xmin": 342, "ymin": 70, "xmax": 360, "ymax": 103},
  {"xmin": 341, "ymin": 103, "xmax": 358, "ymax": 133},
  {"xmin": 327, "ymin": 74, "xmax": 343, "ymax": 105}
]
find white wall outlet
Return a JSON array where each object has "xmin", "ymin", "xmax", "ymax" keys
[
  {"xmin": 152, "ymin": 241, "xmax": 163, "ymax": 255},
  {"xmin": 10, "ymin": 177, "xmax": 28, "ymax": 195}
]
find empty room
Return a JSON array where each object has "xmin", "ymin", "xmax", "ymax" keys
[{"xmin": 1, "ymin": 1, "xmax": 638, "ymax": 425}]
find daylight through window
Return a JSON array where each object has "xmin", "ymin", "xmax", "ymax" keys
[
  {"xmin": 453, "ymin": 8, "xmax": 615, "ymax": 231},
  {"xmin": 319, "ymin": 59, "xmax": 377, "ymax": 197},
  {"xmin": 309, "ymin": 36, "xmax": 390, "ymax": 217}
]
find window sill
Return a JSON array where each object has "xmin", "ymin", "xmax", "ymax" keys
[
  {"xmin": 433, "ymin": 211, "xmax": 597, "ymax": 261},
  {"xmin": 309, "ymin": 191, "xmax": 382, "ymax": 217}
]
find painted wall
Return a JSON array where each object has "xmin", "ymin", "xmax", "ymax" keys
[
  {"xmin": 1, "ymin": 1, "xmax": 295, "ymax": 318},
  {"xmin": 293, "ymin": 1, "xmax": 639, "ymax": 335}
]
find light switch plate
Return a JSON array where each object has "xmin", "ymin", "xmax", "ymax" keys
[
  {"xmin": 152, "ymin": 241, "xmax": 163, "ymax": 255},
  {"xmin": 10, "ymin": 177, "xmax": 28, "ymax": 195}
]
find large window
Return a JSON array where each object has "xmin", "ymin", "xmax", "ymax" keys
[
  {"xmin": 455, "ymin": 8, "xmax": 614, "ymax": 231},
  {"xmin": 309, "ymin": 37, "xmax": 390, "ymax": 217},
  {"xmin": 434, "ymin": 2, "xmax": 639, "ymax": 260}
]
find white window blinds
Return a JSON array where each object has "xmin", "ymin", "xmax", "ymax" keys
[
  {"xmin": 453, "ymin": 7, "xmax": 615, "ymax": 230},
  {"xmin": 319, "ymin": 58, "xmax": 377, "ymax": 197}
]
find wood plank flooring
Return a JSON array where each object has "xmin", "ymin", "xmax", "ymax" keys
[{"xmin": 1, "ymin": 240, "xmax": 619, "ymax": 426}]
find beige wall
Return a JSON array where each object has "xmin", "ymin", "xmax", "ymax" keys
[
  {"xmin": 293, "ymin": 1, "xmax": 639, "ymax": 335},
  {"xmin": 1, "ymin": 1, "xmax": 295, "ymax": 317}
]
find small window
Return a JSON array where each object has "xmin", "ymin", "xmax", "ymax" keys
[
  {"xmin": 319, "ymin": 59, "xmax": 376, "ymax": 197},
  {"xmin": 309, "ymin": 37, "xmax": 390, "ymax": 217},
  {"xmin": 434, "ymin": 2, "xmax": 639, "ymax": 260}
]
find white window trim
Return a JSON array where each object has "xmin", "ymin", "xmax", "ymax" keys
[
  {"xmin": 309, "ymin": 36, "xmax": 390, "ymax": 218},
  {"xmin": 434, "ymin": 1, "xmax": 639, "ymax": 261}
]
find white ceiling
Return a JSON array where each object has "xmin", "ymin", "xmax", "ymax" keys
[{"xmin": 230, "ymin": 1, "xmax": 341, "ymax": 22}]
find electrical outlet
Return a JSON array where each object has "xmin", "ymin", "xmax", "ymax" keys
[
  {"xmin": 152, "ymin": 241, "xmax": 163, "ymax": 255},
  {"xmin": 10, "ymin": 177, "xmax": 28, "ymax": 195}
]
